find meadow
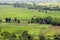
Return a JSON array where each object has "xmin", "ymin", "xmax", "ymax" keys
[
  {"xmin": 0, "ymin": 5, "xmax": 60, "ymax": 36},
  {"xmin": 0, "ymin": 6, "xmax": 60, "ymax": 20}
]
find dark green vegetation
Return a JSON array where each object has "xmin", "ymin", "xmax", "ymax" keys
[
  {"xmin": 31, "ymin": 16, "xmax": 60, "ymax": 26},
  {"xmin": 1, "ymin": 30, "xmax": 60, "ymax": 40}
]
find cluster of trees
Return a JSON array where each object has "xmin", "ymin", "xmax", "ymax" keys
[
  {"xmin": 14, "ymin": 2, "xmax": 26, "ymax": 8},
  {"xmin": 5, "ymin": 17, "xmax": 20, "ymax": 23},
  {"xmin": 0, "ymin": 16, "xmax": 60, "ymax": 26},
  {"xmin": 30, "ymin": 16, "xmax": 60, "ymax": 26},
  {"xmin": 0, "ymin": 31, "xmax": 60, "ymax": 40},
  {"xmin": 5, "ymin": 17, "xmax": 11, "ymax": 23},
  {"xmin": 0, "ymin": 3, "xmax": 11, "ymax": 5},
  {"xmin": 0, "ymin": 17, "xmax": 20, "ymax": 23},
  {"xmin": 0, "ymin": 2, "xmax": 60, "ymax": 11},
  {"xmin": 13, "ymin": 2, "xmax": 60, "ymax": 11}
]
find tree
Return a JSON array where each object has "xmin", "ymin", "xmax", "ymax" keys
[
  {"xmin": 35, "ymin": 17, "xmax": 44, "ymax": 24},
  {"xmin": 0, "ymin": 20, "xmax": 2, "ymax": 23},
  {"xmin": 31, "ymin": 16, "xmax": 36, "ymax": 23},
  {"xmin": 17, "ymin": 20, "xmax": 20, "ymax": 23},
  {"xmin": 5, "ymin": 17, "xmax": 11, "ymax": 23},
  {"xmin": 51, "ymin": 18, "xmax": 60, "ymax": 26},
  {"xmin": 14, "ymin": 18, "xmax": 17, "ymax": 22},
  {"xmin": 44, "ymin": 16, "xmax": 52, "ymax": 24}
]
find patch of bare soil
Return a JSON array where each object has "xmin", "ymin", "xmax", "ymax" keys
[
  {"xmin": 50, "ymin": 26, "xmax": 60, "ymax": 29},
  {"xmin": 49, "ymin": 26, "xmax": 60, "ymax": 33}
]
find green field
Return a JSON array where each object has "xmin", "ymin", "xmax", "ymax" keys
[
  {"xmin": 0, "ymin": 23, "xmax": 60, "ymax": 36},
  {"xmin": 0, "ymin": 23, "xmax": 51, "ymax": 35},
  {"xmin": 0, "ymin": 6, "xmax": 60, "ymax": 36},
  {"xmin": 0, "ymin": 6, "xmax": 60, "ymax": 20}
]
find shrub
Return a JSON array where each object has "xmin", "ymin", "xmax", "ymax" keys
[
  {"xmin": 5, "ymin": 17, "xmax": 11, "ymax": 23},
  {"xmin": 1, "ymin": 31, "xmax": 11, "ymax": 40},
  {"xmin": 35, "ymin": 17, "xmax": 44, "ymax": 24},
  {"xmin": 0, "ymin": 20, "xmax": 2, "ymax": 23},
  {"xmin": 9, "ymin": 33, "xmax": 17, "ymax": 40},
  {"xmin": 14, "ymin": 18, "xmax": 17, "ymax": 22},
  {"xmin": 39, "ymin": 34, "xmax": 46, "ymax": 40},
  {"xmin": 17, "ymin": 20, "xmax": 20, "ymax": 23},
  {"xmin": 54, "ymin": 35, "xmax": 60, "ymax": 40},
  {"xmin": 28, "ymin": 21, "xmax": 31, "ymax": 23},
  {"xmin": 51, "ymin": 18, "xmax": 60, "ymax": 26},
  {"xmin": 44, "ymin": 16, "xmax": 52, "ymax": 24},
  {"xmin": 22, "ymin": 31, "xmax": 32, "ymax": 40}
]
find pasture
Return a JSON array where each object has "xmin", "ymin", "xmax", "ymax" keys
[
  {"xmin": 0, "ymin": 5, "xmax": 60, "ymax": 36},
  {"xmin": 1, "ymin": 23, "xmax": 60, "ymax": 36},
  {"xmin": 0, "ymin": 6, "xmax": 60, "ymax": 20}
]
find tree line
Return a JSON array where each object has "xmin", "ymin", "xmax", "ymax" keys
[
  {"xmin": 0, "ymin": 31, "xmax": 60, "ymax": 40},
  {"xmin": 0, "ymin": 17, "xmax": 20, "ymax": 23},
  {"xmin": 0, "ymin": 2, "xmax": 60, "ymax": 11},
  {"xmin": 29, "ymin": 16, "xmax": 60, "ymax": 26},
  {"xmin": 0, "ymin": 16, "xmax": 60, "ymax": 26}
]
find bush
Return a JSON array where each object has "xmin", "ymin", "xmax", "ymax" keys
[
  {"xmin": 51, "ymin": 18, "xmax": 60, "ymax": 26},
  {"xmin": 0, "ymin": 20, "xmax": 2, "ymax": 23},
  {"xmin": 31, "ymin": 16, "xmax": 60, "ymax": 26},
  {"xmin": 44, "ymin": 16, "xmax": 52, "ymax": 24},
  {"xmin": 39, "ymin": 34, "xmax": 46, "ymax": 40},
  {"xmin": 31, "ymin": 17, "xmax": 36, "ymax": 23},
  {"xmin": 28, "ymin": 21, "xmax": 31, "ymax": 23},
  {"xmin": 5, "ymin": 17, "xmax": 11, "ymax": 23},
  {"xmin": 9, "ymin": 34, "xmax": 17, "ymax": 40},
  {"xmin": 14, "ymin": 18, "xmax": 17, "ymax": 22},
  {"xmin": 1, "ymin": 31, "xmax": 11, "ymax": 40},
  {"xmin": 22, "ymin": 31, "xmax": 32, "ymax": 40},
  {"xmin": 47, "ymin": 35, "xmax": 52, "ymax": 40},
  {"xmin": 31, "ymin": 16, "xmax": 52, "ymax": 24},
  {"xmin": 54, "ymin": 35, "xmax": 60, "ymax": 40},
  {"xmin": 17, "ymin": 20, "xmax": 20, "ymax": 23},
  {"xmin": 35, "ymin": 17, "xmax": 44, "ymax": 24}
]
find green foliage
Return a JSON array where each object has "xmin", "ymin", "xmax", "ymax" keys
[
  {"xmin": 31, "ymin": 16, "xmax": 60, "ymax": 26},
  {"xmin": 54, "ymin": 35, "xmax": 60, "ymax": 40},
  {"xmin": 51, "ymin": 18, "xmax": 60, "ymax": 26},
  {"xmin": 39, "ymin": 34, "xmax": 46, "ymax": 40},
  {"xmin": 44, "ymin": 16, "xmax": 52, "ymax": 24}
]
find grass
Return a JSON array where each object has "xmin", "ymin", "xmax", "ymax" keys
[
  {"xmin": 0, "ymin": 23, "xmax": 50, "ymax": 35},
  {"xmin": 0, "ymin": 23, "xmax": 59, "ymax": 36},
  {"xmin": 0, "ymin": 6, "xmax": 60, "ymax": 36},
  {"xmin": 0, "ymin": 6, "xmax": 60, "ymax": 20}
]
